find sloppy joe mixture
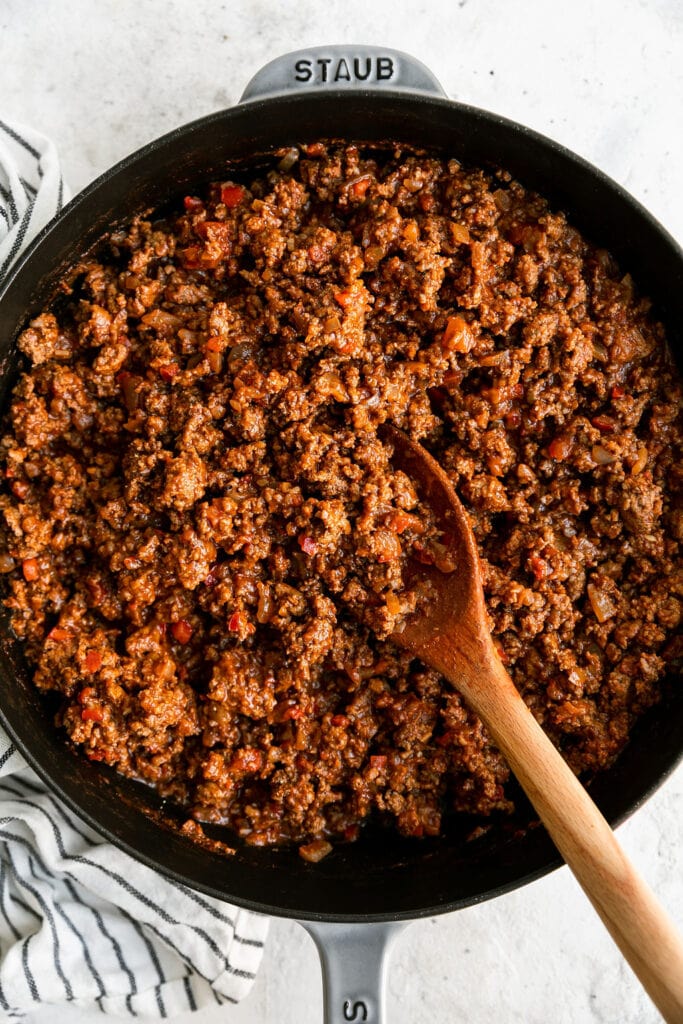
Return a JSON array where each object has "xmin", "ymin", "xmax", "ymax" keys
[{"xmin": 1, "ymin": 143, "xmax": 681, "ymax": 859}]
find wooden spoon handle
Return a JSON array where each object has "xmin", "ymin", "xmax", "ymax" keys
[{"xmin": 468, "ymin": 658, "xmax": 683, "ymax": 1023}]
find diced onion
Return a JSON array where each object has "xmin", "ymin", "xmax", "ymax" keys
[
  {"xmin": 450, "ymin": 222, "xmax": 470, "ymax": 244},
  {"xmin": 299, "ymin": 839, "xmax": 333, "ymax": 863},
  {"xmin": 587, "ymin": 583, "xmax": 617, "ymax": 623},
  {"xmin": 631, "ymin": 447, "xmax": 648, "ymax": 476},
  {"xmin": 0, "ymin": 553, "xmax": 15, "ymax": 573},
  {"xmin": 441, "ymin": 316, "xmax": 473, "ymax": 353},
  {"xmin": 278, "ymin": 147, "xmax": 300, "ymax": 172},
  {"xmin": 592, "ymin": 445, "xmax": 616, "ymax": 466}
]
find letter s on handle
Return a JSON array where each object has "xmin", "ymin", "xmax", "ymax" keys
[
  {"xmin": 343, "ymin": 1000, "xmax": 368, "ymax": 1022},
  {"xmin": 240, "ymin": 46, "xmax": 446, "ymax": 102}
]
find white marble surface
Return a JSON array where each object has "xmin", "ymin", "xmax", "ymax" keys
[{"xmin": 1, "ymin": 0, "xmax": 682, "ymax": 1021}]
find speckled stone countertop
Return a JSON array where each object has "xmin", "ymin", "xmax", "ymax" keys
[{"xmin": 0, "ymin": 1, "xmax": 681, "ymax": 1021}]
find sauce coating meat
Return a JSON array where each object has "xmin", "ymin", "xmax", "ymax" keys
[{"xmin": 1, "ymin": 143, "xmax": 681, "ymax": 856}]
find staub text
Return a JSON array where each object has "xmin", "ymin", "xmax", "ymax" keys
[{"xmin": 294, "ymin": 56, "xmax": 395, "ymax": 85}]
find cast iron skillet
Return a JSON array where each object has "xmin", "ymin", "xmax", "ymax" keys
[{"xmin": 0, "ymin": 47, "xmax": 681, "ymax": 1022}]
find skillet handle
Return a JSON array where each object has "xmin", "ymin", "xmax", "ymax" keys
[
  {"xmin": 240, "ymin": 46, "xmax": 446, "ymax": 102},
  {"xmin": 300, "ymin": 920, "xmax": 407, "ymax": 1024}
]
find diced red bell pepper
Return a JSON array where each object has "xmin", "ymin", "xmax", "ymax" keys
[
  {"xmin": 298, "ymin": 535, "xmax": 317, "ymax": 556},
  {"xmin": 81, "ymin": 708, "xmax": 103, "ymax": 723},
  {"xmin": 171, "ymin": 619, "xmax": 193, "ymax": 645},
  {"xmin": 591, "ymin": 414, "xmax": 616, "ymax": 434},
  {"xmin": 159, "ymin": 363, "xmax": 178, "ymax": 382},
  {"xmin": 22, "ymin": 558, "xmax": 39, "ymax": 582},
  {"xmin": 84, "ymin": 650, "xmax": 102, "ymax": 673},
  {"xmin": 183, "ymin": 196, "xmax": 204, "ymax": 212},
  {"xmin": 548, "ymin": 436, "xmax": 572, "ymax": 460},
  {"xmin": 204, "ymin": 336, "xmax": 223, "ymax": 373},
  {"xmin": 195, "ymin": 220, "xmax": 231, "ymax": 243},
  {"xmin": 221, "ymin": 184, "xmax": 246, "ymax": 208},
  {"xmin": 333, "ymin": 289, "xmax": 353, "ymax": 309},
  {"xmin": 529, "ymin": 555, "xmax": 551, "ymax": 581},
  {"xmin": 386, "ymin": 511, "xmax": 413, "ymax": 535},
  {"xmin": 48, "ymin": 626, "xmax": 71, "ymax": 642},
  {"xmin": 349, "ymin": 177, "xmax": 371, "ymax": 199}
]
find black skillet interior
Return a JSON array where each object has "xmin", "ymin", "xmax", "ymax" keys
[{"xmin": 0, "ymin": 91, "xmax": 681, "ymax": 922}]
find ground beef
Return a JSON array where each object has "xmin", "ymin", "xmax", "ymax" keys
[{"xmin": 1, "ymin": 143, "xmax": 681, "ymax": 855}]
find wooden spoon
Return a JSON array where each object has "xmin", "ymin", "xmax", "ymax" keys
[{"xmin": 382, "ymin": 424, "xmax": 683, "ymax": 1023}]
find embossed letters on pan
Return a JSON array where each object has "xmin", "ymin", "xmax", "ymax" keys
[
  {"xmin": 294, "ymin": 57, "xmax": 395, "ymax": 84},
  {"xmin": 343, "ymin": 1000, "xmax": 368, "ymax": 1022}
]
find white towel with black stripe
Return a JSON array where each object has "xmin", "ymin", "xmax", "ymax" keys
[
  {"xmin": 0, "ymin": 119, "xmax": 269, "ymax": 1019},
  {"xmin": 0, "ymin": 119, "xmax": 66, "ymax": 278}
]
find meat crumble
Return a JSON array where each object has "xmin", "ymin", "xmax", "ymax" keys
[{"xmin": 0, "ymin": 143, "xmax": 681, "ymax": 858}]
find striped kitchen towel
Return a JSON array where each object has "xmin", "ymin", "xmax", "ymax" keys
[
  {"xmin": 0, "ymin": 119, "xmax": 269, "ymax": 1019},
  {"xmin": 0, "ymin": 119, "xmax": 66, "ymax": 278}
]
